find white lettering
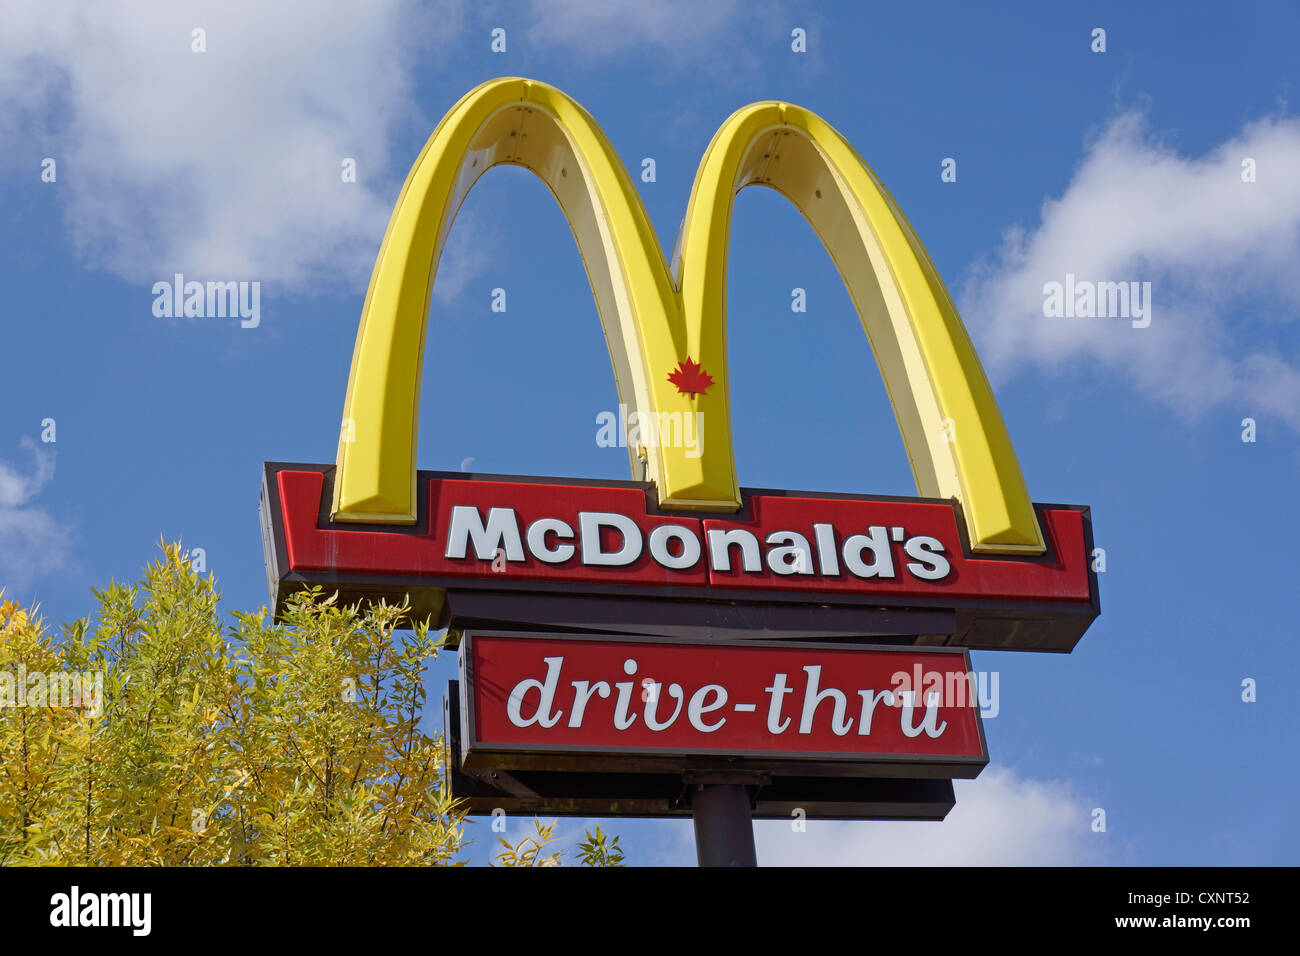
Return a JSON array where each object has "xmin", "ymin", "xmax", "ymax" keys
[
  {"xmin": 445, "ymin": 506, "xmax": 524, "ymax": 561},
  {"xmin": 841, "ymin": 526, "xmax": 895, "ymax": 578},
  {"xmin": 903, "ymin": 534, "xmax": 950, "ymax": 580},
  {"xmin": 798, "ymin": 665, "xmax": 853, "ymax": 735},
  {"xmin": 687, "ymin": 684, "xmax": 728, "ymax": 732},
  {"xmin": 707, "ymin": 528, "xmax": 762, "ymax": 572},
  {"xmin": 579, "ymin": 511, "xmax": 643, "ymax": 566},
  {"xmin": 648, "ymin": 524, "xmax": 701, "ymax": 570},
  {"xmin": 526, "ymin": 517, "xmax": 575, "ymax": 563},
  {"xmin": 506, "ymin": 656, "xmax": 564, "ymax": 728},
  {"xmin": 643, "ymin": 681, "xmax": 686, "ymax": 730}
]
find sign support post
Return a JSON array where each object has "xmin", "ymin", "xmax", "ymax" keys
[{"xmin": 691, "ymin": 783, "xmax": 757, "ymax": 867}]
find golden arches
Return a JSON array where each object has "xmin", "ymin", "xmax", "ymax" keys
[{"xmin": 331, "ymin": 77, "xmax": 1044, "ymax": 554}]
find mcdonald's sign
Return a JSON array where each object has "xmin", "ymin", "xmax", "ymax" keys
[{"xmin": 260, "ymin": 77, "xmax": 1100, "ymax": 655}]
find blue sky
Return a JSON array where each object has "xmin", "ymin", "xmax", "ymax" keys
[{"xmin": 1, "ymin": 0, "xmax": 1297, "ymax": 865}]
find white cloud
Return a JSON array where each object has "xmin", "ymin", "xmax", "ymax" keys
[
  {"xmin": 961, "ymin": 111, "xmax": 1300, "ymax": 429},
  {"xmin": 0, "ymin": 438, "xmax": 71, "ymax": 593},
  {"xmin": 0, "ymin": 0, "xmax": 461, "ymax": 286},
  {"xmin": 754, "ymin": 765, "xmax": 1115, "ymax": 866}
]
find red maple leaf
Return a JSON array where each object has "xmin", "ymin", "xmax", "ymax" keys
[{"xmin": 667, "ymin": 358, "xmax": 714, "ymax": 397}]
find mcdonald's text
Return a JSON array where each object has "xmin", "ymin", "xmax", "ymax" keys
[{"xmin": 443, "ymin": 499, "xmax": 952, "ymax": 581}]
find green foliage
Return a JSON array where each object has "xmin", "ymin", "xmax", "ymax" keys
[
  {"xmin": 0, "ymin": 542, "xmax": 462, "ymax": 865},
  {"xmin": 0, "ymin": 542, "xmax": 625, "ymax": 866},
  {"xmin": 493, "ymin": 821, "xmax": 626, "ymax": 867},
  {"xmin": 494, "ymin": 819, "xmax": 564, "ymax": 867},
  {"xmin": 577, "ymin": 825, "xmax": 626, "ymax": 867}
]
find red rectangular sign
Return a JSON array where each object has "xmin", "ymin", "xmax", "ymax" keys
[
  {"xmin": 459, "ymin": 631, "xmax": 988, "ymax": 778},
  {"xmin": 274, "ymin": 467, "xmax": 1093, "ymax": 601},
  {"xmin": 261, "ymin": 464, "xmax": 1100, "ymax": 652}
]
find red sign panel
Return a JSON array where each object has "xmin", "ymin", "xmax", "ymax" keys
[
  {"xmin": 260, "ymin": 465, "xmax": 1100, "ymax": 651},
  {"xmin": 273, "ymin": 467, "xmax": 1092, "ymax": 600},
  {"xmin": 459, "ymin": 632, "xmax": 988, "ymax": 778}
]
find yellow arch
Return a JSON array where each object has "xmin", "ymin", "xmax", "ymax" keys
[
  {"xmin": 677, "ymin": 102, "xmax": 1044, "ymax": 552},
  {"xmin": 332, "ymin": 77, "xmax": 1044, "ymax": 554}
]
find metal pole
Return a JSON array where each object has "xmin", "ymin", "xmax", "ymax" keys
[{"xmin": 691, "ymin": 783, "xmax": 757, "ymax": 867}]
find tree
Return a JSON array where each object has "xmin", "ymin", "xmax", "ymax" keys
[{"xmin": 0, "ymin": 543, "xmax": 621, "ymax": 866}]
